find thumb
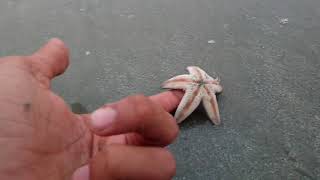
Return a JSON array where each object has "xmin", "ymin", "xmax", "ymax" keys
[{"xmin": 31, "ymin": 38, "xmax": 69, "ymax": 79}]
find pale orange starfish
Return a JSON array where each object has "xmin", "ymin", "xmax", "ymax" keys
[{"xmin": 162, "ymin": 66, "xmax": 223, "ymax": 125}]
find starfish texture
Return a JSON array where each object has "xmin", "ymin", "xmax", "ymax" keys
[{"xmin": 162, "ymin": 66, "xmax": 223, "ymax": 125}]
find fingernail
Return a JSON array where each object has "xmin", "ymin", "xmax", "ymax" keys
[
  {"xmin": 72, "ymin": 165, "xmax": 89, "ymax": 180},
  {"xmin": 90, "ymin": 108, "xmax": 117, "ymax": 130}
]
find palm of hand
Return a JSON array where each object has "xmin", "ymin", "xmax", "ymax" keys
[{"xmin": 0, "ymin": 43, "xmax": 91, "ymax": 179}]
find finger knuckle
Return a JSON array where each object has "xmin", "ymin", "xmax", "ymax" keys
[
  {"xmin": 90, "ymin": 146, "xmax": 122, "ymax": 179},
  {"xmin": 136, "ymin": 103, "xmax": 153, "ymax": 119},
  {"xmin": 100, "ymin": 145, "xmax": 122, "ymax": 171},
  {"xmin": 127, "ymin": 94, "xmax": 154, "ymax": 118},
  {"xmin": 127, "ymin": 94, "xmax": 148, "ymax": 103},
  {"xmin": 167, "ymin": 123, "xmax": 179, "ymax": 143},
  {"xmin": 157, "ymin": 114, "xmax": 179, "ymax": 145},
  {"xmin": 159, "ymin": 149, "xmax": 177, "ymax": 178}
]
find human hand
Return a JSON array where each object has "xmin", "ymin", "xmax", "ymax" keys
[{"xmin": 0, "ymin": 38, "xmax": 183, "ymax": 180}]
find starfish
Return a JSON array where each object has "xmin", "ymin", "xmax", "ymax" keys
[{"xmin": 162, "ymin": 66, "xmax": 223, "ymax": 125}]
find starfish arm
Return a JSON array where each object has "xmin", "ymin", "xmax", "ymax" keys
[
  {"xmin": 206, "ymin": 83, "xmax": 223, "ymax": 93},
  {"xmin": 202, "ymin": 84, "xmax": 222, "ymax": 125},
  {"xmin": 205, "ymin": 75, "xmax": 222, "ymax": 87},
  {"xmin": 215, "ymin": 84, "xmax": 223, "ymax": 93},
  {"xmin": 174, "ymin": 85, "xmax": 203, "ymax": 123},
  {"xmin": 161, "ymin": 75, "xmax": 194, "ymax": 90},
  {"xmin": 187, "ymin": 66, "xmax": 208, "ymax": 80}
]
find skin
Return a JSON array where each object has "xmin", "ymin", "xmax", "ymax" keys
[{"xmin": 0, "ymin": 38, "xmax": 183, "ymax": 180}]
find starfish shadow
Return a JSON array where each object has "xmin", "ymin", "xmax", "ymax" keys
[
  {"xmin": 177, "ymin": 92, "xmax": 224, "ymax": 130},
  {"xmin": 178, "ymin": 104, "xmax": 214, "ymax": 130}
]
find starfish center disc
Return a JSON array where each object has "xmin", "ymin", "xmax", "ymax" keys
[{"xmin": 198, "ymin": 81, "xmax": 207, "ymax": 86}]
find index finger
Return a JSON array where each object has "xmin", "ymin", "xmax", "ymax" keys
[
  {"xmin": 86, "ymin": 91, "xmax": 183, "ymax": 146},
  {"xmin": 149, "ymin": 90, "xmax": 184, "ymax": 112}
]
